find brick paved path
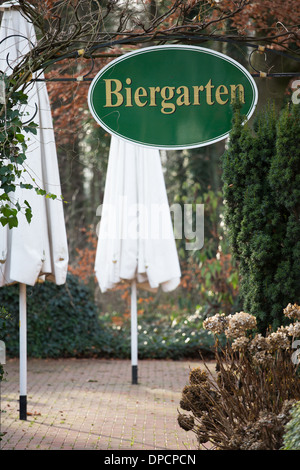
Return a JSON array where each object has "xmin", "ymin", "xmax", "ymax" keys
[{"xmin": 0, "ymin": 358, "xmax": 212, "ymax": 451}]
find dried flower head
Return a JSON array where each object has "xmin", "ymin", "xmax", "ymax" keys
[
  {"xmin": 177, "ymin": 413, "xmax": 195, "ymax": 431},
  {"xmin": 232, "ymin": 336, "xmax": 250, "ymax": 351},
  {"xmin": 283, "ymin": 303, "xmax": 300, "ymax": 320},
  {"xmin": 267, "ymin": 331, "xmax": 290, "ymax": 351},
  {"xmin": 225, "ymin": 311, "xmax": 257, "ymax": 339},
  {"xmin": 252, "ymin": 350, "xmax": 273, "ymax": 366},
  {"xmin": 249, "ymin": 333, "xmax": 270, "ymax": 353},
  {"xmin": 196, "ymin": 428, "xmax": 210, "ymax": 444},
  {"xmin": 217, "ymin": 370, "xmax": 238, "ymax": 395},
  {"xmin": 189, "ymin": 367, "xmax": 208, "ymax": 385},
  {"xmin": 203, "ymin": 313, "xmax": 229, "ymax": 335},
  {"xmin": 285, "ymin": 322, "xmax": 300, "ymax": 338},
  {"xmin": 181, "ymin": 384, "xmax": 219, "ymax": 415}
]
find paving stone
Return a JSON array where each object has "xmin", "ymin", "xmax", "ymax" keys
[{"xmin": 0, "ymin": 358, "xmax": 207, "ymax": 451}]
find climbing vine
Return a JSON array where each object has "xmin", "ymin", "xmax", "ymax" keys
[{"xmin": 0, "ymin": 75, "xmax": 37, "ymax": 227}]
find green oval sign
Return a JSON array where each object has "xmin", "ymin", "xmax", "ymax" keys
[{"xmin": 88, "ymin": 45, "xmax": 258, "ymax": 149}]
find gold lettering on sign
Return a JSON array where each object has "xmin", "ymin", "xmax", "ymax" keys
[
  {"xmin": 104, "ymin": 79, "xmax": 123, "ymax": 107},
  {"xmin": 176, "ymin": 86, "xmax": 191, "ymax": 107},
  {"xmin": 205, "ymin": 79, "xmax": 214, "ymax": 105},
  {"xmin": 161, "ymin": 87, "xmax": 176, "ymax": 114},
  {"xmin": 134, "ymin": 87, "xmax": 148, "ymax": 107},
  {"xmin": 230, "ymin": 84, "xmax": 245, "ymax": 104},
  {"xmin": 215, "ymin": 85, "xmax": 229, "ymax": 105},
  {"xmin": 193, "ymin": 85, "xmax": 204, "ymax": 105},
  {"xmin": 149, "ymin": 87, "xmax": 161, "ymax": 106},
  {"xmin": 125, "ymin": 78, "xmax": 133, "ymax": 107},
  {"xmin": 103, "ymin": 78, "xmax": 246, "ymax": 113}
]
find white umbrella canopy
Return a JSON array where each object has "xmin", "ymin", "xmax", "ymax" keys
[
  {"xmin": 0, "ymin": 2, "xmax": 68, "ymax": 419},
  {"xmin": 95, "ymin": 136, "xmax": 181, "ymax": 383}
]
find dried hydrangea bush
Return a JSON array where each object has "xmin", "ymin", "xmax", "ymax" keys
[{"xmin": 178, "ymin": 303, "xmax": 300, "ymax": 450}]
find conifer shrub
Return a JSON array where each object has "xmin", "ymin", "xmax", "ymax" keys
[
  {"xmin": 282, "ymin": 401, "xmax": 300, "ymax": 450},
  {"xmin": 221, "ymin": 103, "xmax": 300, "ymax": 333},
  {"xmin": 178, "ymin": 303, "xmax": 300, "ymax": 450}
]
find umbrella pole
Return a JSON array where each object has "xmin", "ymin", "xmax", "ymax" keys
[
  {"xmin": 19, "ymin": 283, "xmax": 27, "ymax": 420},
  {"xmin": 131, "ymin": 279, "xmax": 138, "ymax": 384}
]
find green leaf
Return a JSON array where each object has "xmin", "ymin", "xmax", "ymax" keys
[
  {"xmin": 35, "ymin": 188, "xmax": 47, "ymax": 196},
  {"xmin": 20, "ymin": 182, "xmax": 33, "ymax": 190},
  {"xmin": 0, "ymin": 217, "xmax": 9, "ymax": 227},
  {"xmin": 15, "ymin": 133, "xmax": 25, "ymax": 142},
  {"xmin": 7, "ymin": 216, "xmax": 18, "ymax": 229},
  {"xmin": 25, "ymin": 207, "xmax": 32, "ymax": 224}
]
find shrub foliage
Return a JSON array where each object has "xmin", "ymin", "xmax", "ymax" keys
[
  {"xmin": 222, "ymin": 103, "xmax": 300, "ymax": 332},
  {"xmin": 0, "ymin": 274, "xmax": 214, "ymax": 359},
  {"xmin": 0, "ymin": 275, "xmax": 108, "ymax": 358},
  {"xmin": 282, "ymin": 401, "xmax": 300, "ymax": 450}
]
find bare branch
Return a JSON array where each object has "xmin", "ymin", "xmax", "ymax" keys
[{"xmin": 0, "ymin": 0, "xmax": 298, "ymax": 97}]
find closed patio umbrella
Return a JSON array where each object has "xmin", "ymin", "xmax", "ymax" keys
[
  {"xmin": 94, "ymin": 136, "xmax": 181, "ymax": 384},
  {"xmin": 0, "ymin": 1, "xmax": 68, "ymax": 419}
]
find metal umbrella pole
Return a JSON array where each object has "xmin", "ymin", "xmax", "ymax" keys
[
  {"xmin": 131, "ymin": 279, "xmax": 138, "ymax": 384},
  {"xmin": 19, "ymin": 283, "xmax": 27, "ymax": 420}
]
